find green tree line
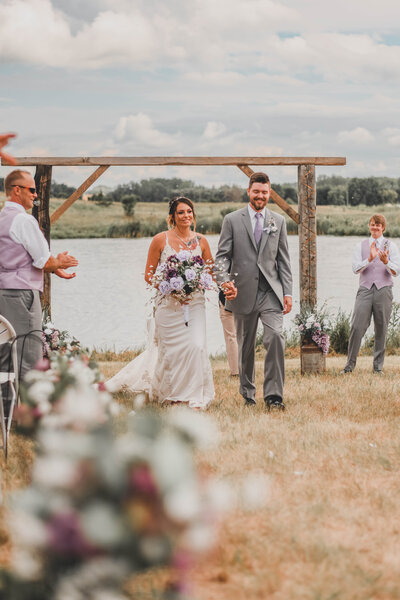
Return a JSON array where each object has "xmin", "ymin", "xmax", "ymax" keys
[{"xmin": 2, "ymin": 175, "xmax": 400, "ymax": 207}]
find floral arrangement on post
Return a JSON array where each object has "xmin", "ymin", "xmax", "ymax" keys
[
  {"xmin": 42, "ymin": 309, "xmax": 82, "ymax": 359},
  {"xmin": 149, "ymin": 249, "xmax": 216, "ymax": 325},
  {"xmin": 15, "ymin": 354, "xmax": 117, "ymax": 436},
  {"xmin": 294, "ymin": 303, "xmax": 331, "ymax": 355}
]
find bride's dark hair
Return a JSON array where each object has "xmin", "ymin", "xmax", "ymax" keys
[{"xmin": 167, "ymin": 196, "xmax": 196, "ymax": 229}]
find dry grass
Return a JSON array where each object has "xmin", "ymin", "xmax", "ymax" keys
[{"xmin": 2, "ymin": 355, "xmax": 400, "ymax": 598}]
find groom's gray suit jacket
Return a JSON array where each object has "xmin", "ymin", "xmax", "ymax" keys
[{"xmin": 215, "ymin": 206, "xmax": 292, "ymax": 313}]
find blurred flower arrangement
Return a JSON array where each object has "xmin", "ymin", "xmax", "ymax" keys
[
  {"xmin": 0, "ymin": 407, "xmax": 231, "ymax": 600},
  {"xmin": 42, "ymin": 309, "xmax": 82, "ymax": 359},
  {"xmin": 15, "ymin": 354, "xmax": 117, "ymax": 436},
  {"xmin": 149, "ymin": 250, "xmax": 216, "ymax": 324},
  {"xmin": 294, "ymin": 303, "xmax": 331, "ymax": 354}
]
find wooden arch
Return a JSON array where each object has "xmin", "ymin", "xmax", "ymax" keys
[{"xmin": 4, "ymin": 155, "xmax": 346, "ymax": 312}]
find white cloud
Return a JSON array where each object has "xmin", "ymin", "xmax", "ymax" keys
[
  {"xmin": 337, "ymin": 127, "xmax": 374, "ymax": 144},
  {"xmin": 202, "ymin": 122, "xmax": 227, "ymax": 140},
  {"xmin": 383, "ymin": 128, "xmax": 400, "ymax": 146},
  {"xmin": 114, "ymin": 113, "xmax": 180, "ymax": 148}
]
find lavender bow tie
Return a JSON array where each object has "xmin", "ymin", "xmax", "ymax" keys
[{"xmin": 254, "ymin": 212, "xmax": 263, "ymax": 245}]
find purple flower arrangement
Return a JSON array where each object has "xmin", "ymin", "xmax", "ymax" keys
[
  {"xmin": 295, "ymin": 304, "xmax": 331, "ymax": 355},
  {"xmin": 42, "ymin": 310, "xmax": 82, "ymax": 359}
]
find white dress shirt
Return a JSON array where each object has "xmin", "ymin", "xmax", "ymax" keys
[
  {"xmin": 6, "ymin": 200, "xmax": 50, "ymax": 269},
  {"xmin": 352, "ymin": 235, "xmax": 400, "ymax": 276}
]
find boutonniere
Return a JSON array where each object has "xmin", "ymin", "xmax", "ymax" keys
[{"xmin": 263, "ymin": 217, "xmax": 278, "ymax": 235}]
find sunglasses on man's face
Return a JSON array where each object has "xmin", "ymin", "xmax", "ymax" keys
[{"xmin": 12, "ymin": 184, "xmax": 37, "ymax": 194}]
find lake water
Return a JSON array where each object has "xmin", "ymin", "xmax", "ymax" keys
[{"xmin": 51, "ymin": 235, "xmax": 400, "ymax": 354}]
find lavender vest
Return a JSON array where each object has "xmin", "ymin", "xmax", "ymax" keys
[
  {"xmin": 359, "ymin": 238, "xmax": 393, "ymax": 290},
  {"xmin": 0, "ymin": 204, "xmax": 44, "ymax": 291}
]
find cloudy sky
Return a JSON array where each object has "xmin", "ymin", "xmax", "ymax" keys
[{"xmin": 1, "ymin": 0, "xmax": 400, "ymax": 188}]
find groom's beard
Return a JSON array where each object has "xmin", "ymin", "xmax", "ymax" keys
[{"xmin": 250, "ymin": 199, "xmax": 268, "ymax": 211}]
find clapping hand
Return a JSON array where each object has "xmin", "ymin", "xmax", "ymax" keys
[
  {"xmin": 0, "ymin": 133, "xmax": 17, "ymax": 165},
  {"xmin": 56, "ymin": 251, "xmax": 79, "ymax": 269},
  {"xmin": 378, "ymin": 248, "xmax": 389, "ymax": 265},
  {"xmin": 54, "ymin": 268, "xmax": 76, "ymax": 279},
  {"xmin": 368, "ymin": 241, "xmax": 378, "ymax": 262}
]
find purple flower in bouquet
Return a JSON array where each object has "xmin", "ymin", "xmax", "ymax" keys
[
  {"xmin": 48, "ymin": 512, "xmax": 98, "ymax": 558},
  {"xmin": 130, "ymin": 466, "xmax": 158, "ymax": 496},
  {"xmin": 159, "ymin": 281, "xmax": 171, "ymax": 295},
  {"xmin": 199, "ymin": 272, "xmax": 213, "ymax": 288},
  {"xmin": 176, "ymin": 250, "xmax": 191, "ymax": 262},
  {"xmin": 170, "ymin": 276, "xmax": 184, "ymax": 291},
  {"xmin": 167, "ymin": 268, "xmax": 178, "ymax": 278},
  {"xmin": 192, "ymin": 255, "xmax": 204, "ymax": 265},
  {"xmin": 184, "ymin": 268, "xmax": 196, "ymax": 281}
]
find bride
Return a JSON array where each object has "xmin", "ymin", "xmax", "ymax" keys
[{"xmin": 107, "ymin": 196, "xmax": 219, "ymax": 409}]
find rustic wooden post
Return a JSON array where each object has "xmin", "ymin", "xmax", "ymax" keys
[
  {"xmin": 33, "ymin": 165, "xmax": 52, "ymax": 316},
  {"xmin": 298, "ymin": 164, "xmax": 317, "ymax": 308},
  {"xmin": 298, "ymin": 165, "xmax": 323, "ymax": 373}
]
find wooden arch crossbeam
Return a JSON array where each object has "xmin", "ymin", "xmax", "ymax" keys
[{"xmin": 8, "ymin": 155, "xmax": 345, "ymax": 226}]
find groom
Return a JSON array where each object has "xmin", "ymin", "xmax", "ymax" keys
[{"xmin": 215, "ymin": 172, "xmax": 292, "ymax": 410}]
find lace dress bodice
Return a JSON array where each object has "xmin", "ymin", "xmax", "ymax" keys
[{"xmin": 159, "ymin": 232, "xmax": 202, "ymax": 261}]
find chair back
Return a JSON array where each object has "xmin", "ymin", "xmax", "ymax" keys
[{"xmin": 0, "ymin": 315, "xmax": 16, "ymax": 345}]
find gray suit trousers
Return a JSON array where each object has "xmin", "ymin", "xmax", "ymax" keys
[
  {"xmin": 0, "ymin": 289, "xmax": 42, "ymax": 379},
  {"xmin": 234, "ymin": 288, "xmax": 284, "ymax": 400},
  {"xmin": 345, "ymin": 284, "xmax": 393, "ymax": 372}
]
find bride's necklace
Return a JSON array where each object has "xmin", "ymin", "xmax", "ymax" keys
[{"xmin": 174, "ymin": 229, "xmax": 197, "ymax": 248}]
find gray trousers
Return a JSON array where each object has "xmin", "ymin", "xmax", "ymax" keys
[
  {"xmin": 234, "ymin": 289, "xmax": 284, "ymax": 400},
  {"xmin": 0, "ymin": 289, "xmax": 42, "ymax": 380},
  {"xmin": 345, "ymin": 284, "xmax": 393, "ymax": 372}
]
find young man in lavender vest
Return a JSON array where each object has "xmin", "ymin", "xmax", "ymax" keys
[
  {"xmin": 342, "ymin": 214, "xmax": 400, "ymax": 374},
  {"xmin": 0, "ymin": 170, "xmax": 78, "ymax": 378}
]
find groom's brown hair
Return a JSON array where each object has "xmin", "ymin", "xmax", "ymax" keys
[{"xmin": 248, "ymin": 172, "xmax": 270, "ymax": 189}]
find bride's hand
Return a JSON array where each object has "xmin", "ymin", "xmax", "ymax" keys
[{"xmin": 222, "ymin": 281, "xmax": 237, "ymax": 300}]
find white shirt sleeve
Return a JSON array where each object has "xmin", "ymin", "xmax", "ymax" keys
[
  {"xmin": 387, "ymin": 240, "xmax": 400, "ymax": 276},
  {"xmin": 352, "ymin": 241, "xmax": 368, "ymax": 274},
  {"xmin": 9, "ymin": 213, "xmax": 51, "ymax": 269}
]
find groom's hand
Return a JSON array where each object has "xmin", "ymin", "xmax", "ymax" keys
[
  {"xmin": 283, "ymin": 295, "xmax": 292, "ymax": 314},
  {"xmin": 222, "ymin": 281, "xmax": 237, "ymax": 300}
]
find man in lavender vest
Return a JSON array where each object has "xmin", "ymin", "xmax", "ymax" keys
[
  {"xmin": 342, "ymin": 214, "xmax": 399, "ymax": 374},
  {"xmin": 0, "ymin": 170, "xmax": 78, "ymax": 378}
]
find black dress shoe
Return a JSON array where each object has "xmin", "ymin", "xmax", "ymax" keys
[
  {"xmin": 265, "ymin": 395, "xmax": 285, "ymax": 411},
  {"xmin": 244, "ymin": 398, "xmax": 256, "ymax": 406}
]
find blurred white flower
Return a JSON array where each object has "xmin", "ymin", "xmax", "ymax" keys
[
  {"xmin": 164, "ymin": 481, "xmax": 202, "ymax": 522},
  {"xmin": 11, "ymin": 548, "xmax": 43, "ymax": 580},
  {"xmin": 133, "ymin": 392, "xmax": 147, "ymax": 409},
  {"xmin": 26, "ymin": 379, "xmax": 54, "ymax": 404},
  {"xmin": 183, "ymin": 523, "xmax": 216, "ymax": 552},
  {"xmin": 205, "ymin": 479, "xmax": 236, "ymax": 513},
  {"xmin": 167, "ymin": 406, "xmax": 219, "ymax": 449},
  {"xmin": 81, "ymin": 502, "xmax": 125, "ymax": 548},
  {"xmin": 139, "ymin": 536, "xmax": 169, "ymax": 563},
  {"xmin": 9, "ymin": 511, "xmax": 47, "ymax": 548},
  {"xmin": 33, "ymin": 456, "xmax": 77, "ymax": 489},
  {"xmin": 239, "ymin": 474, "xmax": 272, "ymax": 510},
  {"xmin": 151, "ymin": 433, "xmax": 194, "ymax": 489}
]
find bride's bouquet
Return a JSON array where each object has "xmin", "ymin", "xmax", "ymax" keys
[{"xmin": 150, "ymin": 249, "xmax": 216, "ymax": 324}]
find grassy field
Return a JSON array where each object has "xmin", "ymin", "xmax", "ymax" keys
[
  {"xmin": 2, "ymin": 191, "xmax": 400, "ymax": 238},
  {"xmin": 2, "ymin": 353, "xmax": 400, "ymax": 598}
]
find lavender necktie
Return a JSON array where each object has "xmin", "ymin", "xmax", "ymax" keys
[{"xmin": 254, "ymin": 212, "xmax": 263, "ymax": 245}]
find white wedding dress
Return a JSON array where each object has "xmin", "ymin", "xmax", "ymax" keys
[{"xmin": 106, "ymin": 235, "xmax": 214, "ymax": 409}]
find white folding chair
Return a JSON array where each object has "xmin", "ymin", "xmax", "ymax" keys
[{"xmin": 0, "ymin": 315, "xmax": 19, "ymax": 457}]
